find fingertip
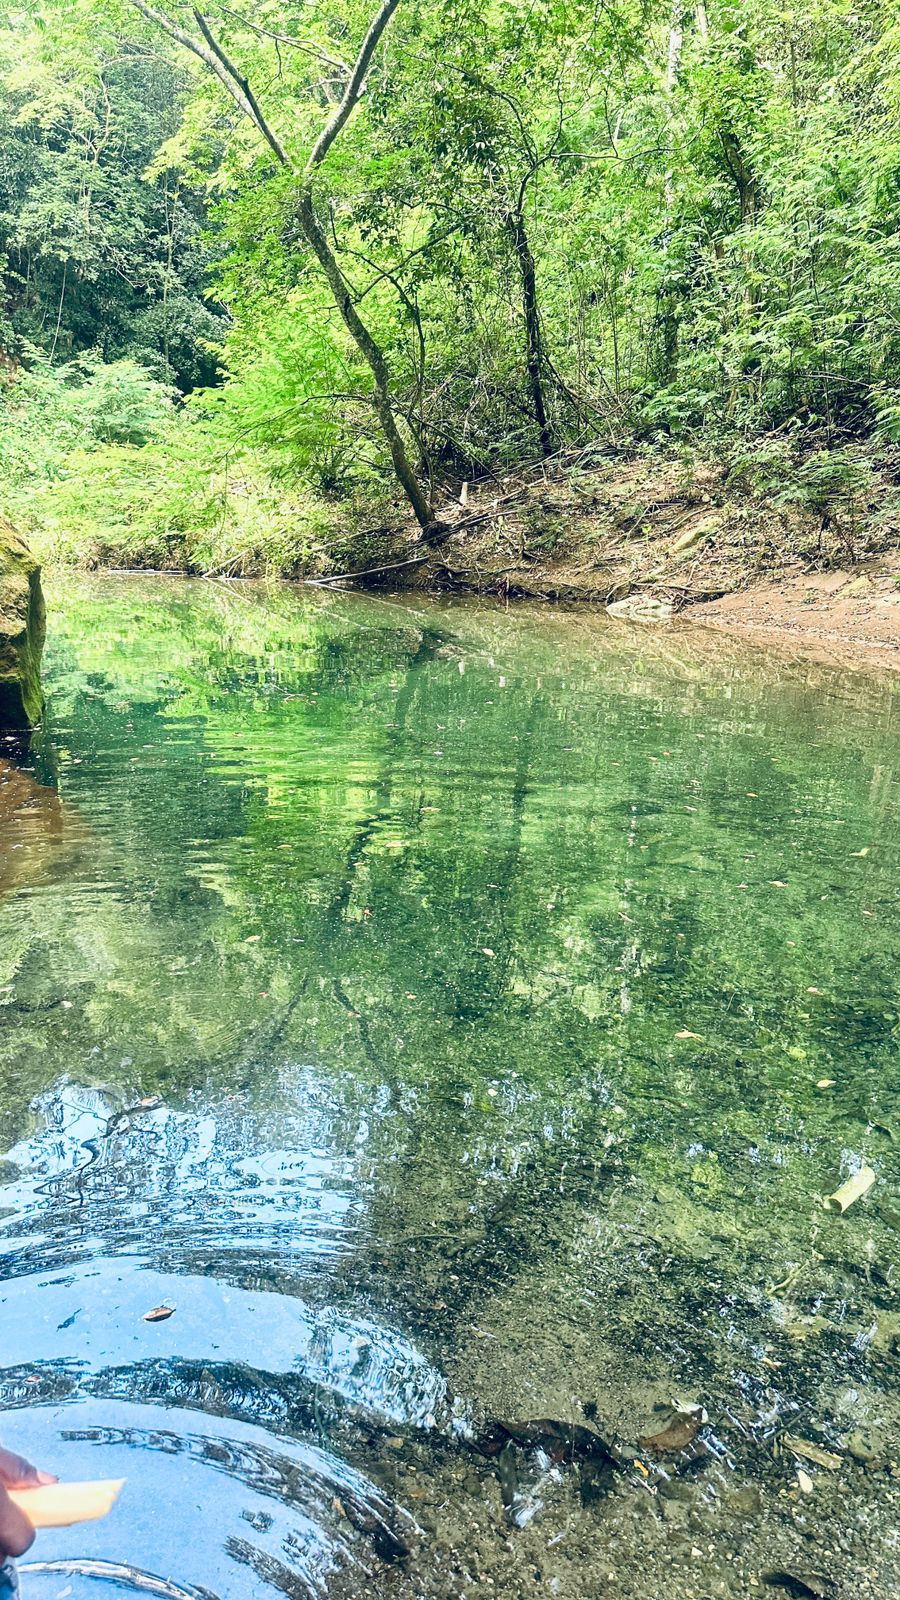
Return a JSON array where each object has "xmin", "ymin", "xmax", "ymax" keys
[{"xmin": 35, "ymin": 1471, "xmax": 58, "ymax": 1486}]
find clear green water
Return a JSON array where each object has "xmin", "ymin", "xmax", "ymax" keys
[{"xmin": 0, "ymin": 577, "xmax": 898, "ymax": 1600}]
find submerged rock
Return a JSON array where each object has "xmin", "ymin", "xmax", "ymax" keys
[
  {"xmin": 0, "ymin": 518, "xmax": 45, "ymax": 728},
  {"xmin": 606, "ymin": 594, "xmax": 674, "ymax": 623}
]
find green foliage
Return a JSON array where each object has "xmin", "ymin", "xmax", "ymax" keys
[
  {"xmin": 2, "ymin": 0, "xmax": 900, "ymax": 567},
  {"xmin": 0, "ymin": 355, "xmax": 328, "ymax": 572},
  {"xmin": 0, "ymin": 6, "xmax": 225, "ymax": 389},
  {"xmin": 0, "ymin": 350, "xmax": 174, "ymax": 468}
]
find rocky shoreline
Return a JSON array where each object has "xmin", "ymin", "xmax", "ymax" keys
[{"xmin": 0, "ymin": 518, "xmax": 45, "ymax": 729}]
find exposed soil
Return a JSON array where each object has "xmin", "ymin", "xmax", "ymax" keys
[
  {"xmin": 320, "ymin": 446, "xmax": 900, "ymax": 670},
  {"xmin": 692, "ymin": 561, "xmax": 900, "ymax": 670}
]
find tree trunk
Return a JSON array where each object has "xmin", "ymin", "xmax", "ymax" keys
[
  {"xmin": 663, "ymin": 0, "xmax": 684, "ymax": 215},
  {"xmin": 506, "ymin": 210, "xmax": 553, "ymax": 456},
  {"xmin": 295, "ymin": 189, "xmax": 436, "ymax": 532},
  {"xmin": 656, "ymin": 0, "xmax": 685, "ymax": 384},
  {"xmin": 719, "ymin": 128, "xmax": 759, "ymax": 224}
]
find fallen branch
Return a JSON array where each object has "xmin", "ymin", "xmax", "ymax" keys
[{"xmin": 304, "ymin": 553, "xmax": 429, "ymax": 586}]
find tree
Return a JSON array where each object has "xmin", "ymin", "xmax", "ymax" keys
[
  {"xmin": 125, "ymin": 0, "xmax": 440, "ymax": 534},
  {"xmin": 0, "ymin": 16, "xmax": 224, "ymax": 387}
]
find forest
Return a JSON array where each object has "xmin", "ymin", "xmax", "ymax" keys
[{"xmin": 1, "ymin": 0, "xmax": 899, "ymax": 578}]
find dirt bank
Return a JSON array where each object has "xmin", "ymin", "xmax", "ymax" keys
[
  {"xmin": 322, "ymin": 445, "xmax": 900, "ymax": 669},
  {"xmin": 691, "ymin": 559, "xmax": 900, "ymax": 669}
]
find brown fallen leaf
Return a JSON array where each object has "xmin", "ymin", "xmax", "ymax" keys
[
  {"xmin": 763, "ymin": 1569, "xmax": 833, "ymax": 1598},
  {"xmin": 143, "ymin": 1304, "xmax": 176, "ymax": 1323},
  {"xmin": 638, "ymin": 1406, "xmax": 705, "ymax": 1455}
]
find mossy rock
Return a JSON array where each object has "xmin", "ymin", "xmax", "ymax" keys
[{"xmin": 0, "ymin": 517, "xmax": 46, "ymax": 728}]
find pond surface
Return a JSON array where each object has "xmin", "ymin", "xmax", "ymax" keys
[{"xmin": 0, "ymin": 577, "xmax": 898, "ymax": 1600}]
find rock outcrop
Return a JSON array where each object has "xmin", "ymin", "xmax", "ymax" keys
[{"xmin": 0, "ymin": 518, "xmax": 45, "ymax": 728}]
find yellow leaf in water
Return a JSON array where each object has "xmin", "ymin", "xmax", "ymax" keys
[
  {"xmin": 850, "ymin": 848, "xmax": 870, "ymax": 857},
  {"xmin": 481, "ymin": 948, "xmax": 496, "ymax": 958},
  {"xmin": 816, "ymin": 1079, "xmax": 836, "ymax": 1089},
  {"xmin": 675, "ymin": 1029, "xmax": 704, "ymax": 1040}
]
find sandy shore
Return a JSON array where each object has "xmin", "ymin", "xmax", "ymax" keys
[{"xmin": 691, "ymin": 559, "xmax": 900, "ymax": 671}]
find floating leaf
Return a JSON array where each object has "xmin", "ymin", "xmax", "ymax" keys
[
  {"xmin": 675, "ymin": 1029, "xmax": 704, "ymax": 1040},
  {"xmin": 816, "ymin": 1079, "xmax": 835, "ymax": 1089},
  {"xmin": 143, "ymin": 1304, "xmax": 176, "ymax": 1322}
]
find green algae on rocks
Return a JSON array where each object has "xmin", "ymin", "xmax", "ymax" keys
[{"xmin": 0, "ymin": 517, "xmax": 46, "ymax": 728}]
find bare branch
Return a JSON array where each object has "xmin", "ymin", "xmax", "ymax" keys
[
  {"xmin": 193, "ymin": 9, "xmax": 292, "ymax": 166},
  {"xmin": 213, "ymin": 6, "xmax": 350, "ymax": 76},
  {"xmin": 127, "ymin": 0, "xmax": 292, "ymax": 168},
  {"xmin": 305, "ymin": 0, "xmax": 402, "ymax": 174},
  {"xmin": 353, "ymin": 222, "xmax": 464, "ymax": 301}
]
